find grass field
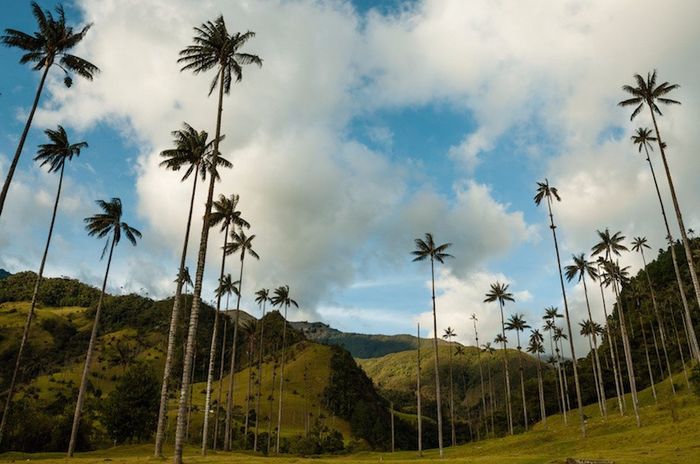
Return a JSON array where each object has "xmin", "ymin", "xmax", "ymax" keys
[{"xmin": 1, "ymin": 369, "xmax": 697, "ymax": 463}]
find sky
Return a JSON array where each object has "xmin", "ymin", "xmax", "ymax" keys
[{"xmin": 1, "ymin": 0, "xmax": 700, "ymax": 357}]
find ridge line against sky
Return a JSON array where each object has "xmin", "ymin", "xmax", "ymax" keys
[{"xmin": 0, "ymin": 0, "xmax": 699, "ymax": 356}]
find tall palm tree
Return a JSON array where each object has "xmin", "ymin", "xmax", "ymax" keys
[
  {"xmin": 213, "ymin": 274, "xmax": 239, "ymax": 449},
  {"xmin": 202, "ymin": 194, "xmax": 249, "ymax": 454},
  {"xmin": 527, "ymin": 329, "xmax": 547, "ymax": 427},
  {"xmin": 271, "ymin": 284, "xmax": 299, "ymax": 454},
  {"xmin": 173, "ymin": 16, "xmax": 261, "ymax": 463},
  {"xmin": 0, "ymin": 2, "xmax": 98, "ymax": 218},
  {"xmin": 416, "ymin": 322, "xmax": 423, "ymax": 455},
  {"xmin": 253, "ymin": 288, "xmax": 270, "ymax": 452},
  {"xmin": 553, "ymin": 327, "xmax": 572, "ymax": 413},
  {"xmin": 411, "ymin": 233, "xmax": 452, "ymax": 456},
  {"xmin": 534, "ymin": 179, "xmax": 585, "ymax": 436},
  {"xmin": 620, "ymin": 72, "xmax": 700, "ymax": 363},
  {"xmin": 579, "ymin": 320, "xmax": 604, "ymax": 416},
  {"xmin": 637, "ymin": 313, "xmax": 657, "ymax": 402},
  {"xmin": 470, "ymin": 313, "xmax": 488, "ymax": 435},
  {"xmin": 0, "ymin": 126, "xmax": 87, "ymax": 443},
  {"xmin": 222, "ymin": 229, "xmax": 259, "ymax": 450},
  {"xmin": 442, "ymin": 326, "xmax": 457, "ymax": 447},
  {"xmin": 564, "ymin": 253, "xmax": 607, "ymax": 417},
  {"xmin": 481, "ymin": 342, "xmax": 496, "ymax": 437},
  {"xmin": 67, "ymin": 198, "xmax": 141, "ymax": 456},
  {"xmin": 505, "ymin": 313, "xmax": 531, "ymax": 430},
  {"xmin": 484, "ymin": 282, "xmax": 515, "ymax": 435},
  {"xmin": 154, "ymin": 123, "xmax": 228, "ymax": 457},
  {"xmin": 631, "ymin": 236, "xmax": 676, "ymax": 392},
  {"xmin": 543, "ymin": 308, "xmax": 566, "ymax": 421}
]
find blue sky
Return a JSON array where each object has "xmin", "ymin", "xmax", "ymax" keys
[{"xmin": 1, "ymin": 0, "xmax": 699, "ymax": 355}]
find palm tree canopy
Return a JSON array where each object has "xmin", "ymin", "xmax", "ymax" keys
[
  {"xmin": 505, "ymin": 313, "xmax": 531, "ymax": 333},
  {"xmin": 579, "ymin": 319, "xmax": 595, "ymax": 336},
  {"xmin": 84, "ymin": 198, "xmax": 141, "ymax": 258},
  {"xmin": 631, "ymin": 236, "xmax": 651, "ymax": 253},
  {"xmin": 631, "ymin": 127, "xmax": 657, "ymax": 154},
  {"xmin": 553, "ymin": 326, "xmax": 567, "ymax": 341},
  {"xmin": 484, "ymin": 281, "xmax": 515, "ymax": 305},
  {"xmin": 494, "ymin": 333, "xmax": 508, "ymax": 344},
  {"xmin": 526, "ymin": 335, "xmax": 544, "ymax": 355},
  {"xmin": 533, "ymin": 178, "xmax": 560, "ymax": 206},
  {"xmin": 411, "ymin": 232, "xmax": 453, "ymax": 264},
  {"xmin": 178, "ymin": 15, "xmax": 262, "ymax": 96},
  {"xmin": 542, "ymin": 306, "xmax": 563, "ymax": 321},
  {"xmin": 175, "ymin": 266, "xmax": 193, "ymax": 287},
  {"xmin": 481, "ymin": 342, "xmax": 495, "ymax": 355},
  {"xmin": 224, "ymin": 229, "xmax": 260, "ymax": 261},
  {"xmin": 209, "ymin": 193, "xmax": 250, "ymax": 232},
  {"xmin": 159, "ymin": 122, "xmax": 229, "ymax": 181},
  {"xmin": 618, "ymin": 70, "xmax": 681, "ymax": 121},
  {"xmin": 600, "ymin": 260, "xmax": 630, "ymax": 287},
  {"xmin": 216, "ymin": 273, "xmax": 240, "ymax": 299},
  {"xmin": 271, "ymin": 285, "xmax": 299, "ymax": 310},
  {"xmin": 254, "ymin": 288, "xmax": 270, "ymax": 306},
  {"xmin": 34, "ymin": 125, "xmax": 87, "ymax": 173},
  {"xmin": 1, "ymin": 2, "xmax": 99, "ymax": 86},
  {"xmin": 591, "ymin": 228, "xmax": 629, "ymax": 259},
  {"xmin": 442, "ymin": 327, "xmax": 457, "ymax": 340},
  {"xmin": 564, "ymin": 253, "xmax": 598, "ymax": 283},
  {"xmin": 529, "ymin": 329, "xmax": 544, "ymax": 345}
]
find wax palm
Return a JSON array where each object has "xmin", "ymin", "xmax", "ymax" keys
[
  {"xmin": 271, "ymin": 284, "xmax": 299, "ymax": 453},
  {"xmin": 505, "ymin": 313, "xmax": 531, "ymax": 430},
  {"xmin": 253, "ymin": 288, "xmax": 270, "ymax": 452},
  {"xmin": 470, "ymin": 313, "xmax": 488, "ymax": 435},
  {"xmin": 442, "ymin": 327, "xmax": 457, "ymax": 446},
  {"xmin": 67, "ymin": 199, "xmax": 140, "ymax": 456},
  {"xmin": 0, "ymin": 2, "xmax": 99, "ymax": 218},
  {"xmin": 527, "ymin": 330, "xmax": 547, "ymax": 426},
  {"xmin": 411, "ymin": 233, "xmax": 452, "ymax": 455},
  {"xmin": 0, "ymin": 127, "xmax": 87, "ymax": 443},
  {"xmin": 484, "ymin": 282, "xmax": 515, "ymax": 434},
  {"xmin": 544, "ymin": 312, "xmax": 567, "ymax": 422},
  {"xmin": 579, "ymin": 319, "xmax": 605, "ymax": 416},
  {"xmin": 155, "ymin": 123, "xmax": 230, "ymax": 456},
  {"xmin": 564, "ymin": 253, "xmax": 606, "ymax": 417},
  {"xmin": 591, "ymin": 229, "xmax": 629, "ymax": 260},
  {"xmin": 222, "ymin": 229, "xmax": 260, "ymax": 450},
  {"xmin": 534, "ymin": 179, "xmax": 585, "ymax": 435},
  {"xmin": 173, "ymin": 16, "xmax": 260, "ymax": 461},
  {"xmin": 203, "ymin": 194, "xmax": 249, "ymax": 453},
  {"xmin": 481, "ymin": 341, "xmax": 497, "ymax": 435}
]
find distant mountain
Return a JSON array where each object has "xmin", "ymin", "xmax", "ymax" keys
[
  {"xmin": 290, "ymin": 320, "xmax": 447, "ymax": 359},
  {"xmin": 0, "ymin": 269, "xmax": 11, "ymax": 280}
]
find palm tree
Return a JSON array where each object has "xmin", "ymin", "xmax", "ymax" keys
[
  {"xmin": 154, "ymin": 123, "xmax": 228, "ymax": 457},
  {"xmin": 442, "ymin": 327, "xmax": 457, "ymax": 447},
  {"xmin": 481, "ymin": 342, "xmax": 496, "ymax": 436},
  {"xmin": 416, "ymin": 322, "xmax": 423, "ymax": 455},
  {"xmin": 67, "ymin": 198, "xmax": 141, "ymax": 456},
  {"xmin": 222, "ymin": 229, "xmax": 260, "ymax": 450},
  {"xmin": 253, "ymin": 288, "xmax": 270, "ymax": 452},
  {"xmin": 543, "ymin": 308, "xmax": 566, "ymax": 421},
  {"xmin": 637, "ymin": 313, "xmax": 657, "ymax": 402},
  {"xmin": 505, "ymin": 313, "xmax": 531, "ymax": 430},
  {"xmin": 578, "ymin": 319, "xmax": 605, "ymax": 416},
  {"xmin": 564, "ymin": 253, "xmax": 607, "ymax": 417},
  {"xmin": 526, "ymin": 330, "xmax": 547, "ymax": 427},
  {"xmin": 631, "ymin": 236, "xmax": 676, "ymax": 392},
  {"xmin": 213, "ymin": 274, "xmax": 239, "ymax": 449},
  {"xmin": 553, "ymin": 327, "xmax": 572, "ymax": 413},
  {"xmin": 202, "ymin": 194, "xmax": 249, "ymax": 454},
  {"xmin": 534, "ymin": 179, "xmax": 585, "ymax": 435},
  {"xmin": 484, "ymin": 282, "xmax": 515, "ymax": 435},
  {"xmin": 0, "ymin": 126, "xmax": 87, "ymax": 443},
  {"xmin": 271, "ymin": 284, "xmax": 299, "ymax": 454},
  {"xmin": 620, "ymin": 71, "xmax": 700, "ymax": 363},
  {"xmin": 173, "ymin": 16, "xmax": 261, "ymax": 463},
  {"xmin": 241, "ymin": 321, "xmax": 258, "ymax": 443},
  {"xmin": 411, "ymin": 233, "xmax": 452, "ymax": 456},
  {"xmin": 470, "ymin": 313, "xmax": 488, "ymax": 435},
  {"xmin": 0, "ymin": 2, "xmax": 99, "ymax": 218}
]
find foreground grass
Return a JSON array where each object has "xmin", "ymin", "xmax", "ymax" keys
[{"xmin": 2, "ymin": 375, "xmax": 698, "ymax": 464}]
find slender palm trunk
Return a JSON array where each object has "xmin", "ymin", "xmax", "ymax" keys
[
  {"xmin": 586, "ymin": 335, "xmax": 604, "ymax": 417},
  {"xmin": 0, "ymin": 163, "xmax": 64, "ymax": 444},
  {"xmin": 559, "ymin": 342, "xmax": 572, "ymax": 413},
  {"xmin": 649, "ymin": 322, "xmax": 666, "ymax": 386},
  {"xmin": 173, "ymin": 67, "xmax": 225, "ymax": 464},
  {"xmin": 545, "ymin": 196, "xmax": 585, "ymax": 436},
  {"xmin": 155, "ymin": 168, "xmax": 199, "ymax": 457},
  {"xmin": 186, "ymin": 342, "xmax": 197, "ymax": 441},
  {"xmin": 225, "ymin": 256, "xmax": 245, "ymax": 450},
  {"xmin": 0, "ymin": 60, "xmax": 52, "ymax": 219},
  {"xmin": 67, "ymin": 238, "xmax": 116, "ymax": 457},
  {"xmin": 649, "ymin": 110, "xmax": 700, "ymax": 363},
  {"xmin": 487, "ymin": 361, "xmax": 495, "ymax": 437},
  {"xmin": 202, "ymin": 226, "xmax": 230, "ymax": 454},
  {"xmin": 448, "ymin": 340, "xmax": 455, "ymax": 447},
  {"xmin": 581, "ymin": 276, "xmax": 607, "ymax": 417},
  {"xmin": 473, "ymin": 321, "xmax": 487, "ymax": 435},
  {"xmin": 429, "ymin": 258, "xmax": 445, "ymax": 456},
  {"xmin": 599, "ymin": 281, "xmax": 624, "ymax": 414},
  {"xmin": 416, "ymin": 323, "xmax": 422, "ymax": 456},
  {"xmin": 673, "ymin": 310, "xmax": 692, "ymax": 389},
  {"xmin": 244, "ymin": 339, "xmax": 253, "ymax": 445},
  {"xmin": 275, "ymin": 303, "xmax": 290, "ymax": 454},
  {"xmin": 639, "ymin": 315, "xmax": 657, "ymax": 402},
  {"xmin": 549, "ymin": 332, "xmax": 565, "ymax": 420},
  {"xmin": 253, "ymin": 300, "xmax": 267, "ymax": 452},
  {"xmin": 535, "ymin": 352, "xmax": 546, "ymax": 427},
  {"xmin": 611, "ymin": 278, "xmax": 640, "ymax": 427},
  {"xmin": 498, "ymin": 301, "xmax": 513, "ymax": 435},
  {"xmin": 267, "ymin": 347, "xmax": 278, "ymax": 454},
  {"xmin": 516, "ymin": 332, "xmax": 528, "ymax": 431},
  {"xmin": 214, "ymin": 313, "xmax": 228, "ymax": 448}
]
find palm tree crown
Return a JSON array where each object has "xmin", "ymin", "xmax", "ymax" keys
[
  {"xmin": 618, "ymin": 70, "xmax": 680, "ymax": 121},
  {"xmin": 484, "ymin": 282, "xmax": 515, "ymax": 306},
  {"xmin": 178, "ymin": 15, "xmax": 262, "ymax": 96},
  {"xmin": 225, "ymin": 229, "xmax": 260, "ymax": 261},
  {"xmin": 210, "ymin": 194, "xmax": 250, "ymax": 232},
  {"xmin": 215, "ymin": 274, "xmax": 240, "ymax": 301},
  {"xmin": 631, "ymin": 127, "xmax": 657, "ymax": 155},
  {"xmin": 84, "ymin": 198, "xmax": 141, "ymax": 257},
  {"xmin": 34, "ymin": 125, "xmax": 87, "ymax": 172},
  {"xmin": 255, "ymin": 288, "xmax": 270, "ymax": 307},
  {"xmin": 271, "ymin": 285, "xmax": 299, "ymax": 311},
  {"xmin": 159, "ymin": 123, "xmax": 230, "ymax": 181},
  {"xmin": 631, "ymin": 236, "xmax": 650, "ymax": 253},
  {"xmin": 411, "ymin": 233, "xmax": 453, "ymax": 263},
  {"xmin": 533, "ymin": 179, "xmax": 560, "ymax": 206},
  {"xmin": 564, "ymin": 253, "xmax": 598, "ymax": 283},
  {"xmin": 591, "ymin": 228, "xmax": 629, "ymax": 260}
]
